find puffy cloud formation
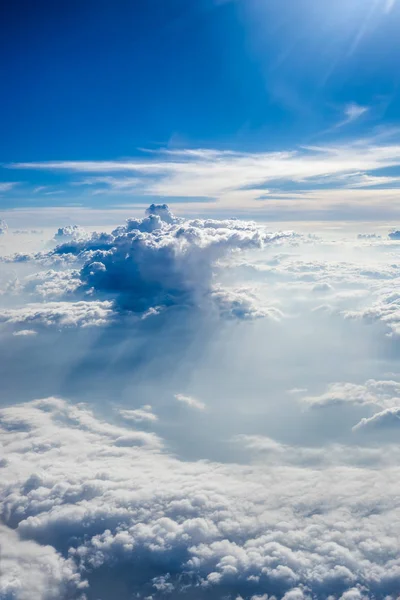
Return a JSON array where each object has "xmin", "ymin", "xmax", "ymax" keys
[
  {"xmin": 54, "ymin": 224, "xmax": 88, "ymax": 242},
  {"xmin": 2, "ymin": 397, "xmax": 400, "ymax": 600},
  {"xmin": 353, "ymin": 406, "xmax": 400, "ymax": 432},
  {"xmin": 0, "ymin": 205, "xmax": 293, "ymax": 331},
  {"xmin": 0, "ymin": 525, "xmax": 86, "ymax": 600},
  {"xmin": 344, "ymin": 288, "xmax": 400, "ymax": 337},
  {"xmin": 0, "ymin": 218, "xmax": 8, "ymax": 235},
  {"xmin": 4, "ymin": 213, "xmax": 400, "ymax": 600},
  {"xmin": 53, "ymin": 204, "xmax": 289, "ymax": 314},
  {"xmin": 0, "ymin": 300, "xmax": 114, "ymax": 329},
  {"xmin": 388, "ymin": 230, "xmax": 400, "ymax": 240},
  {"xmin": 301, "ymin": 380, "xmax": 400, "ymax": 409}
]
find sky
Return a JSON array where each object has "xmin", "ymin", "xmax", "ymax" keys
[
  {"xmin": 3, "ymin": 3, "xmax": 400, "ymax": 600},
  {"xmin": 2, "ymin": 0, "xmax": 400, "ymax": 219}
]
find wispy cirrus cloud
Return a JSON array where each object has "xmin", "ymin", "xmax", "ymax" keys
[
  {"xmin": 0, "ymin": 182, "xmax": 18, "ymax": 193},
  {"xmin": 6, "ymin": 138, "xmax": 400, "ymax": 216},
  {"xmin": 330, "ymin": 103, "xmax": 369, "ymax": 131}
]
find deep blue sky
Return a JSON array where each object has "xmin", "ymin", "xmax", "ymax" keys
[
  {"xmin": 2, "ymin": 0, "xmax": 400, "ymax": 215},
  {"xmin": 2, "ymin": 0, "xmax": 400, "ymax": 161}
]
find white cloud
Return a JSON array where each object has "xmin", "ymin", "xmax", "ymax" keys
[
  {"xmin": 343, "ymin": 103, "xmax": 369, "ymax": 124},
  {"xmin": 1, "ymin": 205, "xmax": 293, "ymax": 326},
  {"xmin": 2, "ymin": 397, "xmax": 400, "ymax": 599},
  {"xmin": 344, "ymin": 289, "xmax": 400, "ymax": 337},
  {"xmin": 53, "ymin": 224, "xmax": 88, "ymax": 242},
  {"xmin": 353, "ymin": 406, "xmax": 400, "ymax": 432},
  {"xmin": 4, "ymin": 212, "xmax": 400, "ymax": 599},
  {"xmin": 301, "ymin": 380, "xmax": 400, "ymax": 409},
  {"xmin": 0, "ymin": 300, "xmax": 114, "ymax": 329},
  {"xmin": 0, "ymin": 524, "xmax": 86, "ymax": 600},
  {"xmin": 174, "ymin": 393, "xmax": 206, "ymax": 410},
  {"xmin": 9, "ymin": 139, "xmax": 400, "ymax": 214},
  {"xmin": 211, "ymin": 286, "xmax": 283, "ymax": 320},
  {"xmin": 119, "ymin": 405, "xmax": 158, "ymax": 423},
  {"xmin": 12, "ymin": 329, "xmax": 38, "ymax": 337}
]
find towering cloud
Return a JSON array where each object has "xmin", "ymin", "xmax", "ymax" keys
[{"xmin": 0, "ymin": 205, "xmax": 292, "ymax": 331}]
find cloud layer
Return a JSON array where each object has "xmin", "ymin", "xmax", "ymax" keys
[
  {"xmin": 2, "ymin": 212, "xmax": 400, "ymax": 599},
  {"xmin": 7, "ymin": 139, "xmax": 400, "ymax": 217},
  {"xmin": 2, "ymin": 397, "xmax": 400, "ymax": 600}
]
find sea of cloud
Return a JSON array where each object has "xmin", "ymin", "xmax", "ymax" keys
[{"xmin": 1, "ymin": 205, "xmax": 400, "ymax": 600}]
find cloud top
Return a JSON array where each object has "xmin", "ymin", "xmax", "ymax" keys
[
  {"xmin": 2, "ymin": 205, "xmax": 291, "ymax": 331},
  {"xmin": 2, "ymin": 397, "xmax": 400, "ymax": 599}
]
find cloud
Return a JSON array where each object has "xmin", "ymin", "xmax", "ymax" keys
[
  {"xmin": 2, "ymin": 397, "xmax": 400, "ymax": 599},
  {"xmin": 8, "ymin": 139, "xmax": 400, "ymax": 215},
  {"xmin": 0, "ymin": 218, "xmax": 8, "ymax": 234},
  {"xmin": 357, "ymin": 233, "xmax": 381, "ymax": 240},
  {"xmin": 343, "ymin": 104, "xmax": 369, "ymax": 125},
  {"xmin": 344, "ymin": 290, "xmax": 400, "ymax": 337},
  {"xmin": 211, "ymin": 286, "xmax": 284, "ymax": 320},
  {"xmin": 54, "ymin": 224, "xmax": 88, "ymax": 243},
  {"xmin": 301, "ymin": 380, "xmax": 400, "ymax": 409},
  {"xmin": 0, "ymin": 183, "xmax": 17, "ymax": 193},
  {"xmin": 353, "ymin": 406, "xmax": 400, "ymax": 432},
  {"xmin": 1, "ymin": 205, "xmax": 292, "ymax": 330},
  {"xmin": 388, "ymin": 230, "xmax": 400, "ymax": 240},
  {"xmin": 0, "ymin": 300, "xmax": 114, "ymax": 329},
  {"xmin": 4, "ymin": 228, "xmax": 400, "ymax": 598},
  {"xmin": 0, "ymin": 524, "xmax": 86, "ymax": 600},
  {"xmin": 233, "ymin": 433, "xmax": 400, "ymax": 467},
  {"xmin": 12, "ymin": 329, "xmax": 38, "ymax": 337},
  {"xmin": 174, "ymin": 393, "xmax": 206, "ymax": 410},
  {"xmin": 119, "ymin": 405, "xmax": 158, "ymax": 423}
]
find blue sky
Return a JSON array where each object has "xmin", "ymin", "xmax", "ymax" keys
[{"xmin": 2, "ymin": 0, "xmax": 400, "ymax": 216}]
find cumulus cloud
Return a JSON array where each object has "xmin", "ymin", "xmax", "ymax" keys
[
  {"xmin": 344, "ymin": 290, "xmax": 400, "ymax": 337},
  {"xmin": 4, "ymin": 207, "xmax": 400, "ymax": 600},
  {"xmin": 301, "ymin": 380, "xmax": 400, "ymax": 409},
  {"xmin": 211, "ymin": 286, "xmax": 283, "ymax": 320},
  {"xmin": 54, "ymin": 224, "xmax": 88, "ymax": 242},
  {"xmin": 388, "ymin": 230, "xmax": 400, "ymax": 240},
  {"xmin": 0, "ymin": 300, "xmax": 114, "ymax": 329},
  {"xmin": 0, "ymin": 525, "xmax": 86, "ymax": 600},
  {"xmin": 2, "ymin": 398, "xmax": 400, "ymax": 599},
  {"xmin": 312, "ymin": 282, "xmax": 333, "ymax": 293},
  {"xmin": 353, "ymin": 406, "xmax": 400, "ymax": 432},
  {"xmin": 1, "ymin": 205, "xmax": 293, "ymax": 330}
]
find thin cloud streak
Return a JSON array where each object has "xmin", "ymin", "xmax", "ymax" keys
[{"xmin": 6, "ymin": 139, "xmax": 400, "ymax": 214}]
